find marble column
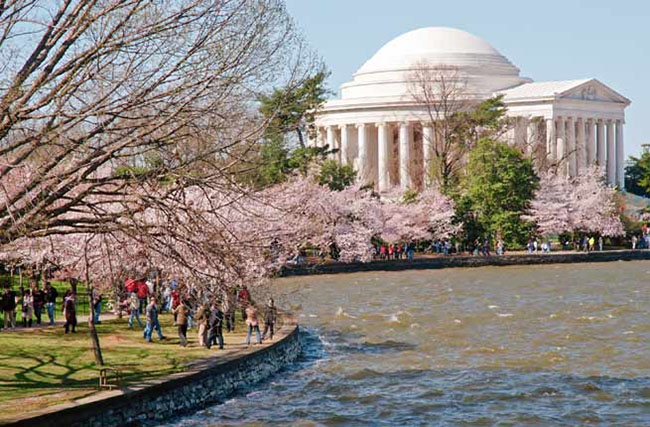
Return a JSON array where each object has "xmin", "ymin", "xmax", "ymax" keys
[
  {"xmin": 357, "ymin": 124, "xmax": 368, "ymax": 183},
  {"xmin": 616, "ymin": 120, "xmax": 625, "ymax": 189},
  {"xmin": 596, "ymin": 119, "xmax": 606, "ymax": 167},
  {"xmin": 317, "ymin": 127, "xmax": 326, "ymax": 148},
  {"xmin": 399, "ymin": 122, "xmax": 411, "ymax": 190},
  {"xmin": 422, "ymin": 125, "xmax": 434, "ymax": 187},
  {"xmin": 566, "ymin": 116, "xmax": 576, "ymax": 176},
  {"xmin": 326, "ymin": 125, "xmax": 336, "ymax": 159},
  {"xmin": 526, "ymin": 118, "xmax": 537, "ymax": 156},
  {"xmin": 339, "ymin": 124, "xmax": 350, "ymax": 165},
  {"xmin": 556, "ymin": 117, "xmax": 566, "ymax": 172},
  {"xmin": 514, "ymin": 117, "xmax": 527, "ymax": 149},
  {"xmin": 377, "ymin": 122, "xmax": 390, "ymax": 192},
  {"xmin": 576, "ymin": 117, "xmax": 586, "ymax": 172},
  {"xmin": 586, "ymin": 118, "xmax": 596, "ymax": 166},
  {"xmin": 546, "ymin": 118, "xmax": 556, "ymax": 160},
  {"xmin": 606, "ymin": 119, "xmax": 616, "ymax": 185}
]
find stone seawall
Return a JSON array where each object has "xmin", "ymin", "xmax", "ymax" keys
[
  {"xmin": 280, "ymin": 250, "xmax": 650, "ymax": 277},
  {"xmin": 8, "ymin": 323, "xmax": 301, "ymax": 427}
]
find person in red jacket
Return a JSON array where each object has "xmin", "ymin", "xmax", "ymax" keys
[
  {"xmin": 238, "ymin": 285, "xmax": 251, "ymax": 321},
  {"xmin": 171, "ymin": 288, "xmax": 180, "ymax": 323},
  {"xmin": 136, "ymin": 279, "xmax": 149, "ymax": 314},
  {"xmin": 125, "ymin": 278, "xmax": 137, "ymax": 294}
]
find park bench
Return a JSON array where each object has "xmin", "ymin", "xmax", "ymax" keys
[{"xmin": 98, "ymin": 367, "xmax": 122, "ymax": 390}]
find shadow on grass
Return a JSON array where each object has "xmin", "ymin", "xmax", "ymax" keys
[
  {"xmin": 0, "ymin": 349, "xmax": 190, "ymax": 394},
  {"xmin": 0, "ymin": 351, "xmax": 96, "ymax": 391}
]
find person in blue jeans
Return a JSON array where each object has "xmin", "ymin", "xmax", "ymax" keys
[
  {"xmin": 128, "ymin": 292, "xmax": 143, "ymax": 329},
  {"xmin": 44, "ymin": 282, "xmax": 58, "ymax": 325},
  {"xmin": 245, "ymin": 304, "xmax": 262, "ymax": 346},
  {"xmin": 91, "ymin": 288, "xmax": 102, "ymax": 324},
  {"xmin": 144, "ymin": 297, "xmax": 165, "ymax": 342}
]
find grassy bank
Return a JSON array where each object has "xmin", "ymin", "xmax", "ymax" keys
[{"xmin": 0, "ymin": 312, "xmax": 254, "ymax": 423}]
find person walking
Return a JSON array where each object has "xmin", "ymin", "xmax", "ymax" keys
[
  {"xmin": 2, "ymin": 285, "xmax": 17, "ymax": 330},
  {"xmin": 170, "ymin": 287, "xmax": 180, "ymax": 322},
  {"xmin": 137, "ymin": 279, "xmax": 149, "ymax": 314},
  {"xmin": 173, "ymin": 299, "xmax": 190, "ymax": 347},
  {"xmin": 63, "ymin": 291, "xmax": 77, "ymax": 333},
  {"xmin": 238, "ymin": 285, "xmax": 251, "ymax": 322},
  {"xmin": 598, "ymin": 236, "xmax": 604, "ymax": 251},
  {"xmin": 225, "ymin": 289, "xmax": 236, "ymax": 333},
  {"xmin": 128, "ymin": 292, "xmax": 144, "ymax": 329},
  {"xmin": 195, "ymin": 302, "xmax": 210, "ymax": 347},
  {"xmin": 91, "ymin": 287, "xmax": 102, "ymax": 324},
  {"xmin": 32, "ymin": 284, "xmax": 45, "ymax": 326},
  {"xmin": 206, "ymin": 302, "xmax": 224, "ymax": 350},
  {"xmin": 44, "ymin": 282, "xmax": 58, "ymax": 325},
  {"xmin": 262, "ymin": 298, "xmax": 277, "ymax": 341},
  {"xmin": 144, "ymin": 297, "xmax": 165, "ymax": 342},
  {"xmin": 245, "ymin": 304, "xmax": 262, "ymax": 346},
  {"xmin": 21, "ymin": 289, "xmax": 33, "ymax": 328}
]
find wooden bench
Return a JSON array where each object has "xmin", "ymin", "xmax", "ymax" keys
[{"xmin": 98, "ymin": 368, "xmax": 122, "ymax": 390}]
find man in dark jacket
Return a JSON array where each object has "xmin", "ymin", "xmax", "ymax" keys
[
  {"xmin": 44, "ymin": 282, "xmax": 58, "ymax": 325},
  {"xmin": 206, "ymin": 302, "xmax": 224, "ymax": 350},
  {"xmin": 144, "ymin": 297, "xmax": 165, "ymax": 342},
  {"xmin": 2, "ymin": 285, "xmax": 17, "ymax": 330},
  {"xmin": 32, "ymin": 284, "xmax": 45, "ymax": 326},
  {"xmin": 262, "ymin": 298, "xmax": 278, "ymax": 341}
]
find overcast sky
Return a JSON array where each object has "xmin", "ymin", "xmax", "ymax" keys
[{"xmin": 285, "ymin": 0, "xmax": 649, "ymax": 158}]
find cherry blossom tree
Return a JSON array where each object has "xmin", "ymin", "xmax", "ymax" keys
[
  {"xmin": 524, "ymin": 166, "xmax": 624, "ymax": 237},
  {"xmin": 380, "ymin": 188, "xmax": 459, "ymax": 243},
  {"xmin": 0, "ymin": 0, "xmax": 315, "ymax": 247}
]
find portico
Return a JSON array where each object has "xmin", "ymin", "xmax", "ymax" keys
[{"xmin": 312, "ymin": 27, "xmax": 630, "ymax": 190}]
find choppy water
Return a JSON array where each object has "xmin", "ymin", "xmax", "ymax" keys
[{"xmin": 170, "ymin": 261, "xmax": 650, "ymax": 425}]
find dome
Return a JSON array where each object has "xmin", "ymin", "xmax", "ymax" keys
[
  {"xmin": 339, "ymin": 27, "xmax": 530, "ymax": 101},
  {"xmin": 357, "ymin": 27, "xmax": 502, "ymax": 74}
]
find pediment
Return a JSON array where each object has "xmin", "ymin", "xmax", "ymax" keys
[{"xmin": 559, "ymin": 80, "xmax": 630, "ymax": 105}]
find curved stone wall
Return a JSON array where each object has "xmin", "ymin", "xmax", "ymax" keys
[
  {"xmin": 280, "ymin": 250, "xmax": 650, "ymax": 277},
  {"xmin": 8, "ymin": 323, "xmax": 301, "ymax": 427}
]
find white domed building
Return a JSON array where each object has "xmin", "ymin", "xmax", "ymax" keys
[{"xmin": 311, "ymin": 27, "xmax": 630, "ymax": 191}]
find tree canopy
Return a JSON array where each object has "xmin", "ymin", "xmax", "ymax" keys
[
  {"xmin": 259, "ymin": 71, "xmax": 330, "ymax": 147},
  {"xmin": 457, "ymin": 138, "xmax": 539, "ymax": 248},
  {"xmin": 625, "ymin": 151, "xmax": 650, "ymax": 197}
]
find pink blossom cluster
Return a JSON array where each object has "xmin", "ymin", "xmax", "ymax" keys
[
  {"xmin": 0, "ymin": 175, "xmax": 459, "ymax": 293},
  {"xmin": 524, "ymin": 166, "xmax": 624, "ymax": 237},
  {"xmin": 380, "ymin": 188, "xmax": 460, "ymax": 243}
]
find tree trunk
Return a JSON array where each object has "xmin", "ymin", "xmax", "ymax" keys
[
  {"xmin": 87, "ymin": 276, "xmax": 104, "ymax": 366},
  {"xmin": 297, "ymin": 129, "xmax": 305, "ymax": 148},
  {"xmin": 88, "ymin": 313, "xmax": 104, "ymax": 366}
]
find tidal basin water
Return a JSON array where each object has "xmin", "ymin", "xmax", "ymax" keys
[{"xmin": 171, "ymin": 261, "xmax": 649, "ymax": 425}]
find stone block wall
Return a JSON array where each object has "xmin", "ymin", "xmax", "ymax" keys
[{"xmin": 280, "ymin": 250, "xmax": 650, "ymax": 277}]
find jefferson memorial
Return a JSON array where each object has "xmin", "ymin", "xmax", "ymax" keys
[{"xmin": 311, "ymin": 27, "xmax": 630, "ymax": 191}]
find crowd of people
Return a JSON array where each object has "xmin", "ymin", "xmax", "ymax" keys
[
  {"xmin": 1, "ymin": 281, "xmax": 61, "ymax": 331},
  {"xmin": 117, "ymin": 278, "xmax": 279, "ymax": 348},
  {"xmin": 1, "ymin": 274, "xmax": 280, "ymax": 351},
  {"xmin": 375, "ymin": 242, "xmax": 417, "ymax": 260},
  {"xmin": 368, "ymin": 234, "xmax": 632, "ymax": 260}
]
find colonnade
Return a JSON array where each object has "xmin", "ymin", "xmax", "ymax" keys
[
  {"xmin": 542, "ymin": 116, "xmax": 624, "ymax": 187},
  {"xmin": 313, "ymin": 116, "xmax": 625, "ymax": 191},
  {"xmin": 315, "ymin": 121, "xmax": 434, "ymax": 191}
]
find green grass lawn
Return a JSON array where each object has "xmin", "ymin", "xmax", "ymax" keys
[{"xmin": 0, "ymin": 312, "xmax": 251, "ymax": 422}]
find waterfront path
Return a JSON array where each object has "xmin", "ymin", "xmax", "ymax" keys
[{"xmin": 280, "ymin": 249, "xmax": 650, "ymax": 276}]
